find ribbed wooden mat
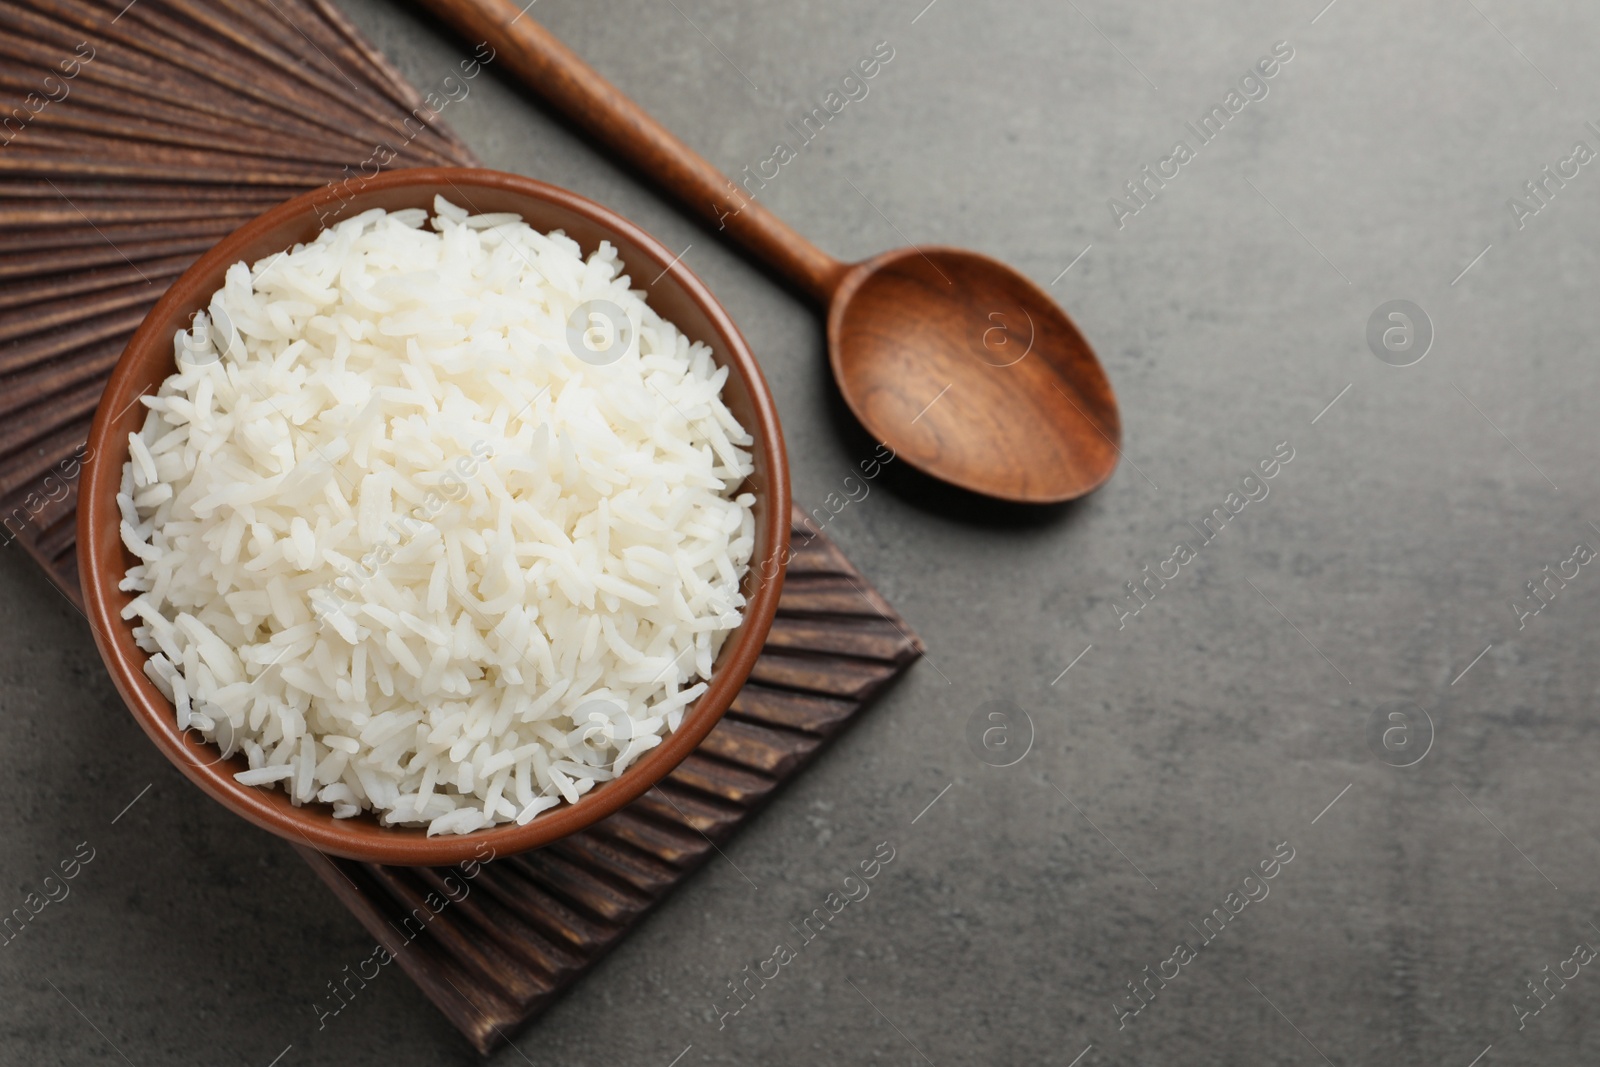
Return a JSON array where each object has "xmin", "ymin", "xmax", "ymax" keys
[{"xmin": 1, "ymin": 0, "xmax": 923, "ymax": 1052}]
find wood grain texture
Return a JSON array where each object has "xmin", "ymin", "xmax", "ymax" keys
[{"xmin": 0, "ymin": 0, "xmax": 923, "ymax": 1052}]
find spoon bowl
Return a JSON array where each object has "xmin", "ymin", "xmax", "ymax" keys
[{"xmin": 830, "ymin": 246, "xmax": 1119, "ymax": 503}]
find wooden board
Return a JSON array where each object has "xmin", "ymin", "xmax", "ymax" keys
[{"xmin": 0, "ymin": 0, "xmax": 924, "ymax": 1052}]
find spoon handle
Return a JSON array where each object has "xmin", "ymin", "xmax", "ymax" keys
[{"xmin": 414, "ymin": 0, "xmax": 852, "ymax": 305}]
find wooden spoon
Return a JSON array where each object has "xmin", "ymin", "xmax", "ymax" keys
[{"xmin": 415, "ymin": 0, "xmax": 1121, "ymax": 503}]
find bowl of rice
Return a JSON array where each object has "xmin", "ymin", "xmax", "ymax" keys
[{"xmin": 78, "ymin": 167, "xmax": 789, "ymax": 864}]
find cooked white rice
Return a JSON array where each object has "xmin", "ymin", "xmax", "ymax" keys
[{"xmin": 117, "ymin": 197, "xmax": 755, "ymax": 835}]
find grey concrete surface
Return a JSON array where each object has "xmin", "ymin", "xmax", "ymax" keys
[{"xmin": 6, "ymin": 0, "xmax": 1600, "ymax": 1064}]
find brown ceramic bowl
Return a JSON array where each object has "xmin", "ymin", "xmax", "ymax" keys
[{"xmin": 78, "ymin": 167, "xmax": 789, "ymax": 865}]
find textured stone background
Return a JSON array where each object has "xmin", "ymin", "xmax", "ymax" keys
[{"xmin": 5, "ymin": 0, "xmax": 1600, "ymax": 1064}]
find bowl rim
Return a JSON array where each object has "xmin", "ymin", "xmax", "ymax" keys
[{"xmin": 77, "ymin": 166, "xmax": 790, "ymax": 865}]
